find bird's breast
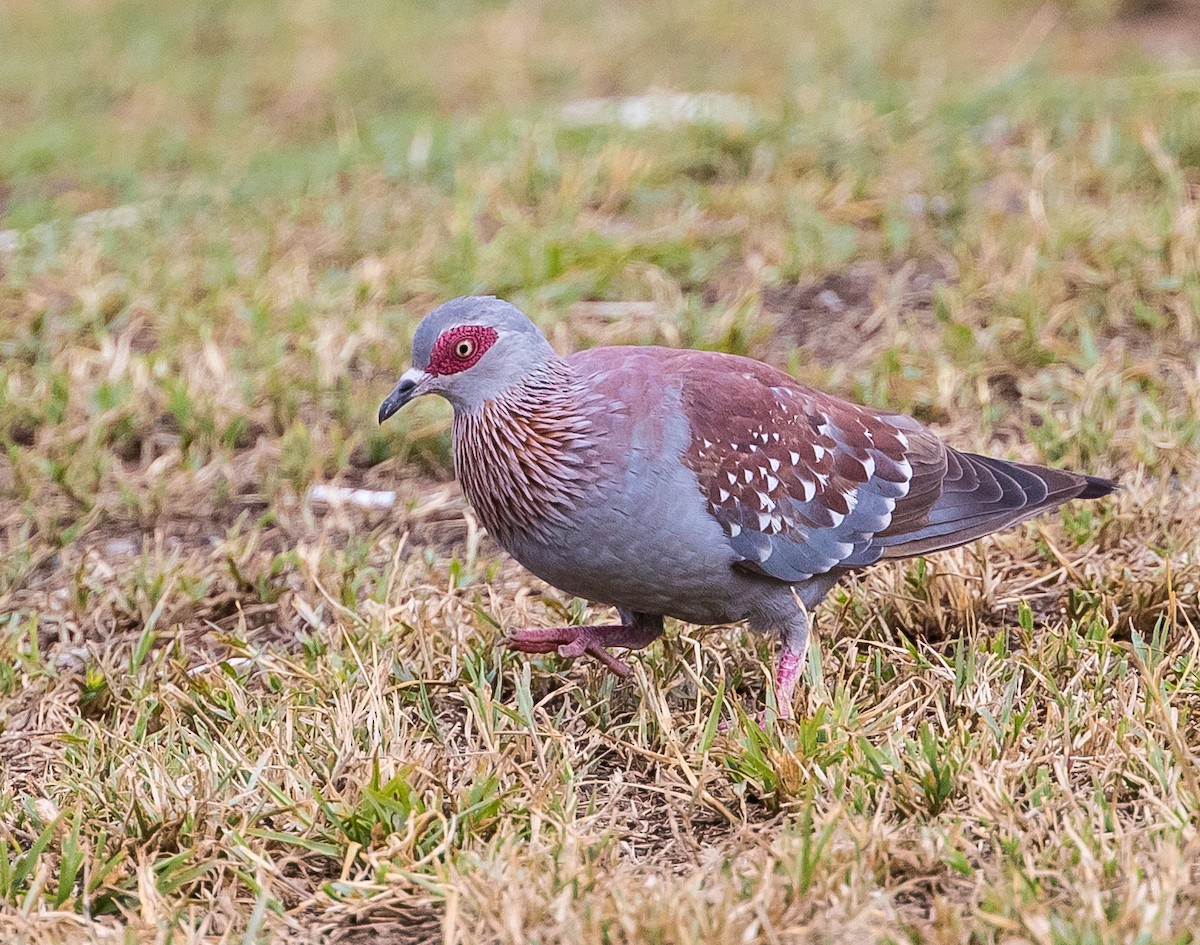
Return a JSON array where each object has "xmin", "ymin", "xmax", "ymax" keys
[{"xmin": 452, "ymin": 395, "xmax": 602, "ymax": 546}]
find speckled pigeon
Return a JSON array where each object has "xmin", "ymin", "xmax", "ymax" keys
[{"xmin": 379, "ymin": 296, "xmax": 1115, "ymax": 718}]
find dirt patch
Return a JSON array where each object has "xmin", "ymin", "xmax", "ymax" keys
[{"xmin": 762, "ymin": 258, "xmax": 955, "ymax": 364}]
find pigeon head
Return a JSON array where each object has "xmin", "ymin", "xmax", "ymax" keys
[{"xmin": 378, "ymin": 296, "xmax": 558, "ymax": 421}]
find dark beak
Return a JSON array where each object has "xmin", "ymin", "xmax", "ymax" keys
[{"xmin": 378, "ymin": 370, "xmax": 426, "ymax": 424}]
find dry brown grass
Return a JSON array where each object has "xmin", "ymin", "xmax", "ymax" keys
[{"xmin": 3, "ymin": 0, "xmax": 1200, "ymax": 941}]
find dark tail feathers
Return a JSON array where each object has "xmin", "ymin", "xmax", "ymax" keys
[
  {"xmin": 876, "ymin": 453, "xmax": 1116, "ymax": 560},
  {"xmin": 1079, "ymin": 473, "xmax": 1117, "ymax": 499}
]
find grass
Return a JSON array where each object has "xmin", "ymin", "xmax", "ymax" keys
[{"xmin": 2, "ymin": 0, "xmax": 1200, "ymax": 941}]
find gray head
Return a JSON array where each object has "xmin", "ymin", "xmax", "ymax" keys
[{"xmin": 378, "ymin": 296, "xmax": 558, "ymax": 421}]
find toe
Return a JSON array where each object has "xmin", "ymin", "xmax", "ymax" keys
[
  {"xmin": 584, "ymin": 644, "xmax": 633, "ymax": 677},
  {"xmin": 502, "ymin": 630, "xmax": 565, "ymax": 654},
  {"xmin": 556, "ymin": 637, "xmax": 589, "ymax": 658},
  {"xmin": 504, "ymin": 627, "xmax": 570, "ymax": 645}
]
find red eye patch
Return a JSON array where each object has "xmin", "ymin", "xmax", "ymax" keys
[{"xmin": 427, "ymin": 324, "xmax": 499, "ymax": 376}]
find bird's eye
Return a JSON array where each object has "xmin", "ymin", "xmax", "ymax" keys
[{"xmin": 455, "ymin": 339, "xmax": 475, "ymax": 359}]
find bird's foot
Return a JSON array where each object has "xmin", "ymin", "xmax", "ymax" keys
[
  {"xmin": 773, "ymin": 647, "xmax": 803, "ymax": 721},
  {"xmin": 717, "ymin": 646, "xmax": 804, "ymax": 733},
  {"xmin": 502, "ymin": 624, "xmax": 640, "ymax": 676}
]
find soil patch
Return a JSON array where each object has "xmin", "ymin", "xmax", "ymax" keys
[{"xmin": 762, "ymin": 258, "xmax": 955, "ymax": 365}]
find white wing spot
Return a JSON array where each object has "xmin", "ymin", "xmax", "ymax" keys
[
  {"xmin": 729, "ymin": 522, "xmax": 742, "ymax": 537},
  {"xmin": 743, "ymin": 469, "xmax": 754, "ymax": 483},
  {"xmin": 766, "ymin": 474, "xmax": 779, "ymax": 491},
  {"xmin": 789, "ymin": 451, "xmax": 801, "ymax": 465},
  {"xmin": 718, "ymin": 488, "xmax": 730, "ymax": 502},
  {"xmin": 768, "ymin": 457, "xmax": 781, "ymax": 472}
]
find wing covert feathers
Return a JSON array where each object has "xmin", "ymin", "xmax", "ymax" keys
[{"xmin": 664, "ymin": 348, "xmax": 1114, "ymax": 581}]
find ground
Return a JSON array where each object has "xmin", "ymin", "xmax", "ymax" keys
[{"xmin": 1, "ymin": 0, "xmax": 1200, "ymax": 942}]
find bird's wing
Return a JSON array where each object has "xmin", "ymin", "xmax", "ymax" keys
[{"xmin": 666, "ymin": 350, "xmax": 1100, "ymax": 582}]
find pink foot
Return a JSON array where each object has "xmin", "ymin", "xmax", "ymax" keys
[
  {"xmin": 774, "ymin": 647, "xmax": 804, "ymax": 721},
  {"xmin": 718, "ymin": 644, "xmax": 804, "ymax": 732},
  {"xmin": 503, "ymin": 625, "xmax": 639, "ymax": 676}
]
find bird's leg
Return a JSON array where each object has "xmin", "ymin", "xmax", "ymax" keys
[
  {"xmin": 503, "ymin": 625, "xmax": 634, "ymax": 675},
  {"xmin": 772, "ymin": 602, "xmax": 812, "ymax": 721},
  {"xmin": 503, "ymin": 612, "xmax": 664, "ymax": 676}
]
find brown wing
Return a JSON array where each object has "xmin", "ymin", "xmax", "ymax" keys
[{"xmin": 658, "ymin": 349, "xmax": 1108, "ymax": 581}]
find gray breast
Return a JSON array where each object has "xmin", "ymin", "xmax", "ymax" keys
[{"xmin": 501, "ymin": 376, "xmax": 750, "ymax": 624}]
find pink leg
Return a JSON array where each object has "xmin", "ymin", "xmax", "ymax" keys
[
  {"xmin": 716, "ymin": 607, "xmax": 813, "ymax": 731},
  {"xmin": 720, "ymin": 643, "xmax": 804, "ymax": 732},
  {"xmin": 773, "ymin": 644, "xmax": 806, "ymax": 720},
  {"xmin": 771, "ymin": 604, "xmax": 812, "ymax": 721},
  {"xmin": 503, "ymin": 613, "xmax": 663, "ymax": 677}
]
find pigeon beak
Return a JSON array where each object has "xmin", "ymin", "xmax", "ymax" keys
[{"xmin": 378, "ymin": 368, "xmax": 429, "ymax": 424}]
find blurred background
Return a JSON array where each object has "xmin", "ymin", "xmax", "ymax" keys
[{"xmin": 4, "ymin": 2, "xmax": 1200, "ymax": 939}]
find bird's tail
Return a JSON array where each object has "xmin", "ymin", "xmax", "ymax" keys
[
  {"xmin": 877, "ymin": 452, "xmax": 1116, "ymax": 559},
  {"xmin": 1078, "ymin": 473, "xmax": 1118, "ymax": 499}
]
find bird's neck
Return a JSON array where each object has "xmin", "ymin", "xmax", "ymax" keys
[{"xmin": 452, "ymin": 359, "xmax": 599, "ymax": 543}]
